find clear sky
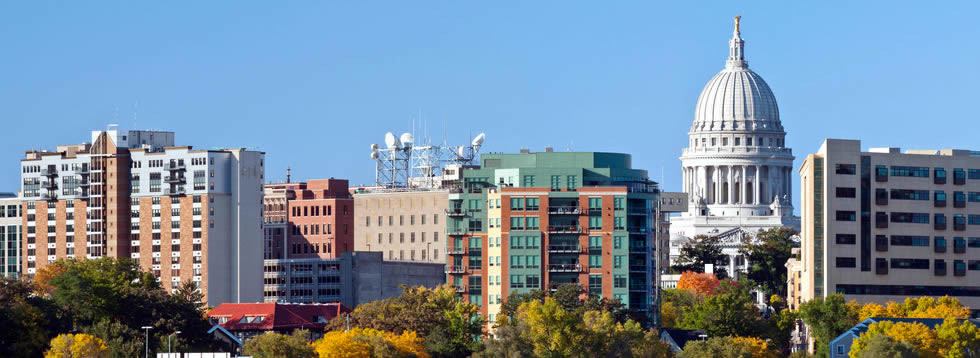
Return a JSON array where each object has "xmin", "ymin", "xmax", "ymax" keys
[{"xmin": 2, "ymin": 2, "xmax": 978, "ymax": 207}]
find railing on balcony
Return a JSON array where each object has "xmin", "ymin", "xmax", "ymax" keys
[
  {"xmin": 447, "ymin": 227, "xmax": 469, "ymax": 235},
  {"xmin": 41, "ymin": 168, "xmax": 58, "ymax": 176},
  {"xmin": 627, "ymin": 209, "xmax": 649, "ymax": 216},
  {"xmin": 445, "ymin": 265, "xmax": 468, "ymax": 274},
  {"xmin": 75, "ymin": 190, "xmax": 89, "ymax": 199},
  {"xmin": 451, "ymin": 285, "xmax": 466, "ymax": 293},
  {"xmin": 547, "ymin": 264, "xmax": 583, "ymax": 272},
  {"xmin": 547, "ymin": 206, "xmax": 581, "ymax": 215},
  {"xmin": 164, "ymin": 162, "xmax": 186, "ymax": 171},
  {"xmin": 629, "ymin": 265, "xmax": 647, "ymax": 272},
  {"xmin": 547, "ymin": 226, "xmax": 586, "ymax": 234},
  {"xmin": 445, "ymin": 208, "xmax": 467, "ymax": 217},
  {"xmin": 548, "ymin": 282, "xmax": 584, "ymax": 291},
  {"xmin": 447, "ymin": 247, "xmax": 467, "ymax": 255},
  {"xmin": 164, "ymin": 187, "xmax": 186, "ymax": 196},
  {"xmin": 547, "ymin": 245, "xmax": 582, "ymax": 253},
  {"xmin": 78, "ymin": 179, "xmax": 90, "ymax": 186},
  {"xmin": 627, "ymin": 226, "xmax": 649, "ymax": 234},
  {"xmin": 76, "ymin": 167, "xmax": 89, "ymax": 174},
  {"xmin": 629, "ymin": 246, "xmax": 649, "ymax": 253},
  {"xmin": 164, "ymin": 176, "xmax": 185, "ymax": 184},
  {"xmin": 42, "ymin": 193, "xmax": 58, "ymax": 201},
  {"xmin": 42, "ymin": 181, "xmax": 58, "ymax": 189}
]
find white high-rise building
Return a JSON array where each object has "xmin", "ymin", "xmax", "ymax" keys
[{"xmin": 670, "ymin": 17, "xmax": 800, "ymax": 277}]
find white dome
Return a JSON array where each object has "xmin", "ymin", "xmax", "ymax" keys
[
  {"xmin": 693, "ymin": 68, "xmax": 781, "ymax": 132},
  {"xmin": 691, "ymin": 20, "xmax": 782, "ymax": 134}
]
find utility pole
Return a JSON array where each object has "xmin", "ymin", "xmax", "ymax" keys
[{"xmin": 141, "ymin": 326, "xmax": 153, "ymax": 358}]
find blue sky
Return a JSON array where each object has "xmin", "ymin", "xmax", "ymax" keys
[{"xmin": 2, "ymin": 2, "xmax": 978, "ymax": 207}]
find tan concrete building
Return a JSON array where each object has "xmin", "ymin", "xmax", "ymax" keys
[
  {"xmin": 786, "ymin": 247, "xmax": 803, "ymax": 310},
  {"xmin": 799, "ymin": 139, "xmax": 980, "ymax": 310},
  {"xmin": 21, "ymin": 128, "xmax": 264, "ymax": 305},
  {"xmin": 352, "ymin": 188, "xmax": 448, "ymax": 263}
]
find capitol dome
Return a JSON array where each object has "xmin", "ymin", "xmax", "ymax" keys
[{"xmin": 691, "ymin": 20, "xmax": 782, "ymax": 133}]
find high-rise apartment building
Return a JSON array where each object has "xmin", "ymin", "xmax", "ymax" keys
[
  {"xmin": 0, "ymin": 193, "xmax": 22, "ymax": 278},
  {"xmin": 20, "ymin": 128, "xmax": 264, "ymax": 305},
  {"xmin": 799, "ymin": 139, "xmax": 980, "ymax": 310},
  {"xmin": 445, "ymin": 150, "xmax": 679, "ymax": 325},
  {"xmin": 352, "ymin": 188, "xmax": 448, "ymax": 263}
]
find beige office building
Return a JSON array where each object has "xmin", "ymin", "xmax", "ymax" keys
[
  {"xmin": 799, "ymin": 139, "xmax": 980, "ymax": 310},
  {"xmin": 352, "ymin": 189, "xmax": 448, "ymax": 263}
]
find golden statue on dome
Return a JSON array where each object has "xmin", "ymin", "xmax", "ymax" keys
[{"xmin": 734, "ymin": 15, "xmax": 741, "ymax": 33}]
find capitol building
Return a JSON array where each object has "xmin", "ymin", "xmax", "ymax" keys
[{"xmin": 669, "ymin": 17, "xmax": 800, "ymax": 277}]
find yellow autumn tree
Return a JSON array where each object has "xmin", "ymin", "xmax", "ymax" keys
[
  {"xmin": 33, "ymin": 260, "xmax": 70, "ymax": 296},
  {"xmin": 731, "ymin": 336, "xmax": 779, "ymax": 358},
  {"xmin": 676, "ymin": 271, "xmax": 720, "ymax": 296},
  {"xmin": 312, "ymin": 328, "xmax": 428, "ymax": 358},
  {"xmin": 855, "ymin": 296, "xmax": 971, "ymax": 321},
  {"xmin": 850, "ymin": 321, "xmax": 942, "ymax": 358},
  {"xmin": 934, "ymin": 319, "xmax": 980, "ymax": 358},
  {"xmin": 44, "ymin": 333, "xmax": 108, "ymax": 358}
]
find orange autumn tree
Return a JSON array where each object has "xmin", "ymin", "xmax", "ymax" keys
[{"xmin": 676, "ymin": 271, "xmax": 720, "ymax": 296}]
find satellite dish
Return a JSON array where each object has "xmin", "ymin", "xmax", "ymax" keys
[
  {"xmin": 370, "ymin": 152, "xmax": 379, "ymax": 159},
  {"xmin": 457, "ymin": 146, "xmax": 466, "ymax": 157},
  {"xmin": 400, "ymin": 133, "xmax": 414, "ymax": 147},
  {"xmin": 384, "ymin": 132, "xmax": 398, "ymax": 148},
  {"xmin": 471, "ymin": 133, "xmax": 485, "ymax": 147},
  {"xmin": 370, "ymin": 143, "xmax": 379, "ymax": 151}
]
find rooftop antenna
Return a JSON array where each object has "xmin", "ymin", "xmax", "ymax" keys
[
  {"xmin": 133, "ymin": 100, "xmax": 139, "ymax": 130},
  {"xmin": 286, "ymin": 166, "xmax": 291, "ymax": 183}
]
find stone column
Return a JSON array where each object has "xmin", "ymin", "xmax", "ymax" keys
[
  {"xmin": 754, "ymin": 165, "xmax": 761, "ymax": 205},
  {"xmin": 727, "ymin": 165, "xmax": 734, "ymax": 204}
]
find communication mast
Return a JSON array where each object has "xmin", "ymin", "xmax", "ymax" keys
[{"xmin": 370, "ymin": 130, "xmax": 485, "ymax": 189}]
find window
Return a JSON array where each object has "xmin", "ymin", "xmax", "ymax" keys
[
  {"xmin": 835, "ymin": 211, "xmax": 856, "ymax": 221},
  {"xmin": 836, "ymin": 257, "xmax": 856, "ymax": 268},
  {"xmin": 876, "ymin": 165, "xmax": 888, "ymax": 181},
  {"xmin": 525, "ymin": 197, "xmax": 539, "ymax": 210},
  {"xmin": 525, "ymin": 216, "xmax": 539, "ymax": 230},
  {"xmin": 835, "ymin": 234, "xmax": 856, "ymax": 245},
  {"xmin": 890, "ymin": 166, "xmax": 929, "ymax": 178},
  {"xmin": 835, "ymin": 164, "xmax": 857, "ymax": 175},
  {"xmin": 522, "ymin": 175, "xmax": 535, "ymax": 187},
  {"xmin": 890, "ymin": 189, "xmax": 929, "ymax": 201},
  {"xmin": 510, "ymin": 217, "xmax": 524, "ymax": 230},
  {"xmin": 935, "ymin": 168, "xmax": 947, "ymax": 184},
  {"xmin": 891, "ymin": 258, "xmax": 930, "ymax": 269},
  {"xmin": 890, "ymin": 212, "xmax": 930, "ymax": 224},
  {"xmin": 613, "ymin": 275, "xmax": 626, "ymax": 289},
  {"xmin": 588, "ymin": 216, "xmax": 602, "ymax": 230},
  {"xmin": 614, "ymin": 255, "xmax": 624, "ymax": 269},
  {"xmin": 891, "ymin": 235, "xmax": 929, "ymax": 246},
  {"xmin": 510, "ymin": 198, "xmax": 524, "ymax": 210},
  {"xmin": 835, "ymin": 187, "xmax": 856, "ymax": 198}
]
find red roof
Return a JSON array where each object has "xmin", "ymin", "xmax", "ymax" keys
[{"xmin": 207, "ymin": 302, "xmax": 349, "ymax": 332}]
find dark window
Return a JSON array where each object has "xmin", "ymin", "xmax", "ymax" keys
[
  {"xmin": 935, "ymin": 214, "xmax": 947, "ymax": 230},
  {"xmin": 890, "ymin": 235, "xmax": 929, "ymax": 247},
  {"xmin": 954, "ymin": 191, "xmax": 967, "ymax": 208},
  {"xmin": 835, "ymin": 257, "xmax": 856, "ymax": 268},
  {"xmin": 876, "ymin": 165, "xmax": 888, "ymax": 182},
  {"xmin": 954, "ymin": 214, "xmax": 967, "ymax": 231},
  {"xmin": 890, "ymin": 258, "xmax": 930, "ymax": 269},
  {"xmin": 875, "ymin": 235, "xmax": 888, "ymax": 251},
  {"xmin": 890, "ymin": 189, "xmax": 929, "ymax": 200},
  {"xmin": 890, "ymin": 212, "xmax": 930, "ymax": 224},
  {"xmin": 970, "ymin": 237, "xmax": 980, "ymax": 248},
  {"xmin": 875, "ymin": 258, "xmax": 888, "ymax": 275},
  {"xmin": 836, "ymin": 187, "xmax": 856, "ymax": 198},
  {"xmin": 836, "ymin": 211, "xmax": 856, "ymax": 221},
  {"xmin": 875, "ymin": 212, "xmax": 889, "ymax": 228},
  {"xmin": 935, "ymin": 260, "xmax": 947, "ymax": 276},
  {"xmin": 836, "ymin": 164, "xmax": 857, "ymax": 175},
  {"xmin": 953, "ymin": 169, "xmax": 966, "ymax": 185},
  {"xmin": 953, "ymin": 237, "xmax": 966, "ymax": 254},
  {"xmin": 875, "ymin": 189, "xmax": 888, "ymax": 205},
  {"xmin": 835, "ymin": 234, "xmax": 856, "ymax": 245},
  {"xmin": 890, "ymin": 166, "xmax": 929, "ymax": 178},
  {"xmin": 935, "ymin": 237, "xmax": 947, "ymax": 253},
  {"xmin": 954, "ymin": 260, "xmax": 966, "ymax": 276},
  {"xmin": 935, "ymin": 191, "xmax": 947, "ymax": 207}
]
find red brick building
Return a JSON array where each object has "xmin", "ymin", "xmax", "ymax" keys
[
  {"xmin": 263, "ymin": 179, "xmax": 354, "ymax": 260},
  {"xmin": 207, "ymin": 302, "xmax": 349, "ymax": 342}
]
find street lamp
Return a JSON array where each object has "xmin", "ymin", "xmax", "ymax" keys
[
  {"xmin": 141, "ymin": 326, "xmax": 153, "ymax": 358},
  {"xmin": 168, "ymin": 331, "xmax": 182, "ymax": 354}
]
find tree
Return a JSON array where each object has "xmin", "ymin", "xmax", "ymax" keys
[
  {"xmin": 676, "ymin": 271, "xmax": 720, "ymax": 296},
  {"xmin": 0, "ymin": 276, "xmax": 59, "ymax": 357},
  {"xmin": 678, "ymin": 289, "xmax": 763, "ymax": 337},
  {"xmin": 517, "ymin": 297, "xmax": 583, "ymax": 357},
  {"xmin": 473, "ymin": 320, "xmax": 535, "ymax": 358},
  {"xmin": 853, "ymin": 334, "xmax": 917, "ymax": 358},
  {"xmin": 796, "ymin": 294, "xmax": 859, "ymax": 357},
  {"xmin": 680, "ymin": 336, "xmax": 776, "ymax": 358},
  {"xmin": 661, "ymin": 288, "xmax": 700, "ymax": 329},
  {"xmin": 671, "ymin": 235, "xmax": 727, "ymax": 277},
  {"xmin": 312, "ymin": 328, "xmax": 428, "ymax": 358},
  {"xmin": 856, "ymin": 296, "xmax": 971, "ymax": 321},
  {"xmin": 935, "ymin": 318, "xmax": 980, "ymax": 358},
  {"xmin": 243, "ymin": 330, "xmax": 315, "ymax": 358},
  {"xmin": 740, "ymin": 227, "xmax": 797, "ymax": 301},
  {"xmin": 850, "ymin": 321, "xmax": 941, "ymax": 357},
  {"xmin": 326, "ymin": 285, "xmax": 483, "ymax": 357},
  {"xmin": 45, "ymin": 333, "xmax": 108, "ymax": 358}
]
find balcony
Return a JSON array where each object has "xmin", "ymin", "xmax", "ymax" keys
[
  {"xmin": 547, "ymin": 264, "xmax": 583, "ymax": 272},
  {"xmin": 75, "ymin": 190, "xmax": 89, "ymax": 199},
  {"xmin": 164, "ymin": 187, "xmax": 186, "ymax": 196},
  {"xmin": 546, "ymin": 245, "xmax": 582, "ymax": 253},
  {"xmin": 548, "ymin": 282, "xmax": 583, "ymax": 291},
  {"xmin": 547, "ymin": 206, "xmax": 581, "ymax": 215},
  {"xmin": 627, "ymin": 226, "xmax": 649, "ymax": 234},
  {"xmin": 629, "ymin": 265, "xmax": 647, "ymax": 272},
  {"xmin": 445, "ymin": 265, "xmax": 467, "ymax": 274},
  {"xmin": 547, "ymin": 226, "xmax": 586, "ymax": 234},
  {"xmin": 78, "ymin": 179, "xmax": 90, "ymax": 187},
  {"xmin": 76, "ymin": 167, "xmax": 89, "ymax": 175},
  {"xmin": 447, "ymin": 227, "xmax": 469, "ymax": 236},
  {"xmin": 42, "ymin": 181, "xmax": 58, "ymax": 189},
  {"xmin": 451, "ymin": 285, "xmax": 466, "ymax": 293},
  {"xmin": 42, "ymin": 193, "xmax": 58, "ymax": 202},
  {"xmin": 628, "ymin": 209, "xmax": 649, "ymax": 216},
  {"xmin": 41, "ymin": 168, "xmax": 58, "ymax": 177},
  {"xmin": 445, "ymin": 208, "xmax": 467, "ymax": 217},
  {"xmin": 630, "ymin": 246, "xmax": 649, "ymax": 254},
  {"xmin": 164, "ymin": 176, "xmax": 185, "ymax": 184},
  {"xmin": 164, "ymin": 162, "xmax": 186, "ymax": 171},
  {"xmin": 447, "ymin": 247, "xmax": 467, "ymax": 255}
]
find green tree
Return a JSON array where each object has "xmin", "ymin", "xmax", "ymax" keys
[
  {"xmin": 671, "ymin": 235, "xmax": 728, "ymax": 278},
  {"xmin": 518, "ymin": 297, "xmax": 583, "ymax": 357},
  {"xmin": 474, "ymin": 320, "xmax": 535, "ymax": 358},
  {"xmin": 680, "ymin": 336, "xmax": 754, "ymax": 358},
  {"xmin": 678, "ymin": 290, "xmax": 762, "ymax": 337},
  {"xmin": 740, "ymin": 227, "xmax": 797, "ymax": 301},
  {"xmin": 854, "ymin": 334, "xmax": 917, "ymax": 358},
  {"xmin": 661, "ymin": 288, "xmax": 700, "ymax": 329},
  {"xmin": 0, "ymin": 276, "xmax": 58, "ymax": 357},
  {"xmin": 797, "ymin": 294, "xmax": 859, "ymax": 358},
  {"xmin": 243, "ymin": 330, "xmax": 315, "ymax": 358},
  {"xmin": 82, "ymin": 320, "xmax": 142, "ymax": 358}
]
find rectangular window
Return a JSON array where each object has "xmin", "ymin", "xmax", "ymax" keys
[
  {"xmin": 588, "ymin": 216, "xmax": 602, "ymax": 230},
  {"xmin": 890, "ymin": 166, "xmax": 930, "ymax": 178},
  {"xmin": 510, "ymin": 198, "xmax": 524, "ymax": 210},
  {"xmin": 613, "ymin": 275, "xmax": 626, "ymax": 289},
  {"xmin": 525, "ymin": 216, "xmax": 539, "ymax": 230},
  {"xmin": 510, "ymin": 217, "xmax": 524, "ymax": 230},
  {"xmin": 890, "ymin": 235, "xmax": 930, "ymax": 247},
  {"xmin": 525, "ymin": 197, "xmax": 539, "ymax": 210},
  {"xmin": 835, "ymin": 234, "xmax": 856, "ymax": 245},
  {"xmin": 890, "ymin": 258, "xmax": 930, "ymax": 269},
  {"xmin": 835, "ymin": 187, "xmax": 856, "ymax": 198},
  {"xmin": 890, "ymin": 212, "xmax": 930, "ymax": 224},
  {"xmin": 835, "ymin": 257, "xmax": 857, "ymax": 268},
  {"xmin": 614, "ymin": 255, "xmax": 624, "ymax": 269},
  {"xmin": 835, "ymin": 164, "xmax": 857, "ymax": 175},
  {"xmin": 890, "ymin": 189, "xmax": 930, "ymax": 200},
  {"xmin": 835, "ymin": 211, "xmax": 856, "ymax": 221}
]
